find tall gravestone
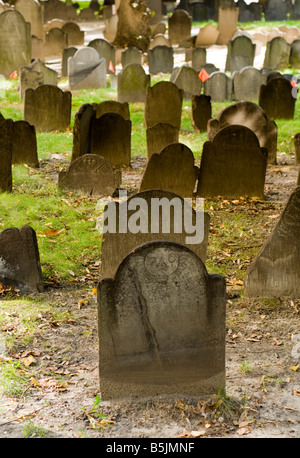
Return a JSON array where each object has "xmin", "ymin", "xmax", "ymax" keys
[
  {"xmin": 117, "ymin": 64, "xmax": 150, "ymax": 103},
  {"xmin": 244, "ymin": 187, "xmax": 300, "ymax": 298},
  {"xmin": 0, "ymin": 117, "xmax": 13, "ymax": 192},
  {"xmin": 259, "ymin": 77, "xmax": 296, "ymax": 120},
  {"xmin": 24, "ymin": 85, "xmax": 72, "ymax": 132},
  {"xmin": 168, "ymin": 9, "xmax": 192, "ymax": 45},
  {"xmin": 140, "ymin": 143, "xmax": 199, "ymax": 197},
  {"xmin": 0, "ymin": 225, "xmax": 43, "ymax": 294},
  {"xmin": 204, "ymin": 71, "xmax": 232, "ymax": 102},
  {"xmin": 197, "ymin": 125, "xmax": 268, "ymax": 198},
  {"xmin": 68, "ymin": 47, "xmax": 107, "ymax": 90},
  {"xmin": 0, "ymin": 10, "xmax": 31, "ymax": 78},
  {"xmin": 97, "ymin": 240, "xmax": 226, "ymax": 399},
  {"xmin": 232, "ymin": 67, "xmax": 267, "ymax": 101},
  {"xmin": 144, "ymin": 81, "xmax": 183, "ymax": 130},
  {"xmin": 191, "ymin": 94, "xmax": 212, "ymax": 133},
  {"xmin": 216, "ymin": 6, "xmax": 238, "ymax": 45},
  {"xmin": 225, "ymin": 35, "xmax": 256, "ymax": 73},
  {"xmin": 263, "ymin": 37, "xmax": 291, "ymax": 70},
  {"xmin": 148, "ymin": 45, "xmax": 174, "ymax": 75}
]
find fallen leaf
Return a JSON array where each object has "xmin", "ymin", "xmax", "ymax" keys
[
  {"xmin": 290, "ymin": 365, "xmax": 299, "ymax": 372},
  {"xmin": 273, "ymin": 337, "xmax": 283, "ymax": 346},
  {"xmin": 21, "ymin": 355, "xmax": 36, "ymax": 367},
  {"xmin": 238, "ymin": 425, "xmax": 252, "ymax": 436}
]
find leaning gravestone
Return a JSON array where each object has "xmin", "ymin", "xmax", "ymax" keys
[
  {"xmin": 0, "ymin": 117, "xmax": 13, "ymax": 192},
  {"xmin": 195, "ymin": 24, "xmax": 219, "ymax": 47},
  {"xmin": 146, "ymin": 123, "xmax": 179, "ymax": 160},
  {"xmin": 207, "ymin": 101, "xmax": 278, "ymax": 164},
  {"xmin": 263, "ymin": 36, "xmax": 291, "ymax": 70},
  {"xmin": 97, "ymin": 239, "xmax": 226, "ymax": 399},
  {"xmin": 100, "ymin": 188, "xmax": 210, "ymax": 279},
  {"xmin": 289, "ymin": 39, "xmax": 300, "ymax": 68},
  {"xmin": 244, "ymin": 186, "xmax": 300, "ymax": 298},
  {"xmin": 259, "ymin": 77, "xmax": 296, "ymax": 120},
  {"xmin": 197, "ymin": 125, "xmax": 268, "ymax": 198},
  {"xmin": 58, "ymin": 154, "xmax": 121, "ymax": 196},
  {"xmin": 0, "ymin": 10, "xmax": 31, "ymax": 78},
  {"xmin": 68, "ymin": 47, "xmax": 107, "ymax": 90},
  {"xmin": 88, "ymin": 38, "xmax": 116, "ymax": 74},
  {"xmin": 0, "ymin": 225, "xmax": 43, "ymax": 293},
  {"xmin": 90, "ymin": 113, "xmax": 131, "ymax": 167},
  {"xmin": 191, "ymin": 94, "xmax": 212, "ymax": 132},
  {"xmin": 168, "ymin": 9, "xmax": 192, "ymax": 45},
  {"xmin": 144, "ymin": 81, "xmax": 183, "ymax": 130},
  {"xmin": 140, "ymin": 143, "xmax": 199, "ymax": 197},
  {"xmin": 225, "ymin": 35, "xmax": 256, "ymax": 72},
  {"xmin": 117, "ymin": 64, "xmax": 151, "ymax": 103},
  {"xmin": 170, "ymin": 65, "xmax": 202, "ymax": 99},
  {"xmin": 204, "ymin": 71, "xmax": 232, "ymax": 102},
  {"xmin": 148, "ymin": 45, "xmax": 174, "ymax": 75},
  {"xmin": 12, "ymin": 120, "xmax": 39, "ymax": 168},
  {"xmin": 24, "ymin": 85, "xmax": 72, "ymax": 132},
  {"xmin": 232, "ymin": 66, "xmax": 267, "ymax": 101}
]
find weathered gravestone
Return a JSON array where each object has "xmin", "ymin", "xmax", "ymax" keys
[
  {"xmin": 20, "ymin": 59, "xmax": 58, "ymax": 99},
  {"xmin": 24, "ymin": 85, "xmax": 72, "ymax": 132},
  {"xmin": 170, "ymin": 65, "xmax": 202, "ymax": 99},
  {"xmin": 190, "ymin": 1, "xmax": 209, "ymax": 21},
  {"xmin": 44, "ymin": 27, "xmax": 68, "ymax": 56},
  {"xmin": 43, "ymin": 0, "xmax": 77, "ymax": 22},
  {"xmin": 12, "ymin": 120, "xmax": 39, "ymax": 168},
  {"xmin": 58, "ymin": 154, "xmax": 121, "ymax": 196},
  {"xmin": 68, "ymin": 47, "xmax": 107, "ymax": 90},
  {"xmin": 264, "ymin": 0, "xmax": 287, "ymax": 20},
  {"xmin": 148, "ymin": 33, "xmax": 171, "ymax": 49},
  {"xmin": 100, "ymin": 188, "xmax": 210, "ymax": 279},
  {"xmin": 216, "ymin": 6, "xmax": 239, "ymax": 45},
  {"xmin": 88, "ymin": 38, "xmax": 116, "ymax": 74},
  {"xmin": 197, "ymin": 125, "xmax": 268, "ymax": 198},
  {"xmin": 117, "ymin": 64, "xmax": 151, "ymax": 103},
  {"xmin": 294, "ymin": 133, "xmax": 300, "ymax": 165},
  {"xmin": 0, "ymin": 10, "xmax": 31, "ymax": 78},
  {"xmin": 148, "ymin": 45, "xmax": 174, "ymax": 74},
  {"xmin": 232, "ymin": 67, "xmax": 267, "ymax": 101},
  {"xmin": 97, "ymin": 239, "xmax": 226, "ymax": 399},
  {"xmin": 263, "ymin": 37, "xmax": 291, "ymax": 70},
  {"xmin": 225, "ymin": 35, "xmax": 256, "ymax": 73},
  {"xmin": 62, "ymin": 46, "xmax": 78, "ymax": 77},
  {"xmin": 195, "ymin": 24, "xmax": 219, "ymax": 47},
  {"xmin": 190, "ymin": 47, "xmax": 207, "ymax": 72},
  {"xmin": 93, "ymin": 100, "xmax": 130, "ymax": 121},
  {"xmin": 62, "ymin": 21, "xmax": 84, "ymax": 46},
  {"xmin": 90, "ymin": 113, "xmax": 131, "ymax": 167},
  {"xmin": 168, "ymin": 9, "xmax": 192, "ymax": 45},
  {"xmin": 121, "ymin": 47, "xmax": 142, "ymax": 67},
  {"xmin": 244, "ymin": 186, "xmax": 300, "ymax": 298},
  {"xmin": 259, "ymin": 77, "xmax": 296, "ymax": 120},
  {"xmin": 191, "ymin": 94, "xmax": 212, "ymax": 132},
  {"xmin": 140, "ymin": 143, "xmax": 199, "ymax": 197},
  {"xmin": 289, "ymin": 39, "xmax": 300, "ymax": 68},
  {"xmin": 144, "ymin": 81, "xmax": 183, "ymax": 130},
  {"xmin": 207, "ymin": 101, "xmax": 278, "ymax": 164},
  {"xmin": 237, "ymin": 0, "xmax": 262, "ymax": 21},
  {"xmin": 0, "ymin": 225, "xmax": 43, "ymax": 293},
  {"xmin": 204, "ymin": 71, "xmax": 232, "ymax": 102},
  {"xmin": 14, "ymin": 0, "xmax": 44, "ymax": 40},
  {"xmin": 0, "ymin": 117, "xmax": 13, "ymax": 192},
  {"xmin": 146, "ymin": 123, "xmax": 179, "ymax": 159}
]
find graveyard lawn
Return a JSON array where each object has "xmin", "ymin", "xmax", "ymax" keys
[{"xmin": 0, "ymin": 69, "xmax": 300, "ymax": 438}]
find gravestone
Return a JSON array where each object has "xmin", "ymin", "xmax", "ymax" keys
[
  {"xmin": 225, "ymin": 35, "xmax": 256, "ymax": 73},
  {"xmin": 71, "ymin": 104, "xmax": 95, "ymax": 162},
  {"xmin": 232, "ymin": 67, "xmax": 267, "ymax": 101},
  {"xmin": 195, "ymin": 24, "xmax": 219, "ymax": 47},
  {"xmin": 0, "ymin": 10, "xmax": 31, "ymax": 78},
  {"xmin": 140, "ymin": 143, "xmax": 199, "ymax": 197},
  {"xmin": 43, "ymin": 0, "xmax": 77, "ymax": 22},
  {"xmin": 170, "ymin": 65, "xmax": 202, "ymax": 99},
  {"xmin": 12, "ymin": 120, "xmax": 39, "ymax": 168},
  {"xmin": 93, "ymin": 100, "xmax": 130, "ymax": 120},
  {"xmin": 62, "ymin": 21, "xmax": 84, "ymax": 46},
  {"xmin": 207, "ymin": 101, "xmax": 278, "ymax": 164},
  {"xmin": 191, "ymin": 94, "xmax": 212, "ymax": 132},
  {"xmin": 216, "ymin": 6, "xmax": 239, "ymax": 45},
  {"xmin": 77, "ymin": 6, "xmax": 97, "ymax": 21},
  {"xmin": 62, "ymin": 46, "xmax": 78, "ymax": 76},
  {"xmin": 58, "ymin": 154, "xmax": 121, "ymax": 196},
  {"xmin": 44, "ymin": 27, "xmax": 68, "ymax": 56},
  {"xmin": 264, "ymin": 0, "xmax": 287, "ymax": 20},
  {"xmin": 191, "ymin": 48, "xmax": 207, "ymax": 72},
  {"xmin": 146, "ymin": 123, "xmax": 179, "ymax": 159},
  {"xmin": 168, "ymin": 9, "xmax": 192, "ymax": 45},
  {"xmin": 204, "ymin": 71, "xmax": 232, "ymax": 102},
  {"xmin": 144, "ymin": 81, "xmax": 183, "ymax": 130},
  {"xmin": 117, "ymin": 64, "xmax": 151, "ymax": 103},
  {"xmin": 259, "ymin": 77, "xmax": 296, "ymax": 120},
  {"xmin": 121, "ymin": 47, "xmax": 142, "ymax": 67},
  {"xmin": 294, "ymin": 133, "xmax": 300, "ymax": 165},
  {"xmin": 14, "ymin": 0, "xmax": 44, "ymax": 40},
  {"xmin": 190, "ymin": 1, "xmax": 208, "ymax": 21},
  {"xmin": 0, "ymin": 117, "xmax": 13, "ymax": 192},
  {"xmin": 263, "ymin": 37, "xmax": 291, "ymax": 70},
  {"xmin": 88, "ymin": 38, "xmax": 116, "ymax": 74},
  {"xmin": 148, "ymin": 45, "xmax": 174, "ymax": 74},
  {"xmin": 97, "ymin": 239, "xmax": 226, "ymax": 399},
  {"xmin": 68, "ymin": 47, "xmax": 107, "ymax": 90},
  {"xmin": 200, "ymin": 63, "xmax": 220, "ymax": 75},
  {"xmin": 244, "ymin": 187, "xmax": 300, "ymax": 298},
  {"xmin": 20, "ymin": 59, "xmax": 58, "ymax": 99},
  {"xmin": 148, "ymin": 34, "xmax": 171, "ymax": 49},
  {"xmin": 197, "ymin": 125, "xmax": 268, "ymax": 198},
  {"xmin": 0, "ymin": 225, "xmax": 43, "ymax": 294},
  {"xmin": 90, "ymin": 113, "xmax": 131, "ymax": 167},
  {"xmin": 289, "ymin": 39, "xmax": 300, "ymax": 68},
  {"xmin": 24, "ymin": 85, "xmax": 72, "ymax": 132},
  {"xmin": 237, "ymin": 0, "xmax": 262, "ymax": 21}
]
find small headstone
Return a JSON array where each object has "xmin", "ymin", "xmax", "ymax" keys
[
  {"xmin": 97, "ymin": 239, "xmax": 226, "ymax": 399},
  {"xmin": 0, "ymin": 117, "xmax": 13, "ymax": 192},
  {"xmin": 168, "ymin": 9, "xmax": 192, "ymax": 45},
  {"xmin": 148, "ymin": 34, "xmax": 171, "ymax": 49},
  {"xmin": 191, "ymin": 94, "xmax": 212, "ymax": 133},
  {"xmin": 170, "ymin": 65, "xmax": 202, "ymax": 99},
  {"xmin": 294, "ymin": 133, "xmax": 300, "ymax": 165},
  {"xmin": 259, "ymin": 77, "xmax": 296, "ymax": 120},
  {"xmin": 62, "ymin": 21, "xmax": 84, "ymax": 46},
  {"xmin": 144, "ymin": 81, "xmax": 183, "ymax": 130},
  {"xmin": 225, "ymin": 35, "xmax": 256, "ymax": 73},
  {"xmin": 62, "ymin": 46, "xmax": 78, "ymax": 77},
  {"xmin": 121, "ymin": 47, "xmax": 142, "ymax": 67},
  {"xmin": 263, "ymin": 37, "xmax": 291, "ymax": 70},
  {"xmin": 58, "ymin": 154, "xmax": 121, "ymax": 196},
  {"xmin": 289, "ymin": 39, "xmax": 300, "ymax": 68},
  {"xmin": 68, "ymin": 47, "xmax": 107, "ymax": 90},
  {"xmin": 12, "ymin": 120, "xmax": 39, "ymax": 168},
  {"xmin": 88, "ymin": 38, "xmax": 116, "ymax": 74},
  {"xmin": 191, "ymin": 47, "xmax": 207, "ymax": 72},
  {"xmin": 207, "ymin": 101, "xmax": 278, "ymax": 164},
  {"xmin": 140, "ymin": 143, "xmax": 199, "ymax": 197},
  {"xmin": 90, "ymin": 113, "xmax": 131, "ymax": 167},
  {"xmin": 148, "ymin": 45, "xmax": 174, "ymax": 74},
  {"xmin": 204, "ymin": 71, "xmax": 232, "ymax": 102},
  {"xmin": 146, "ymin": 123, "xmax": 179, "ymax": 160},
  {"xmin": 216, "ymin": 6, "xmax": 239, "ymax": 45},
  {"xmin": 232, "ymin": 66, "xmax": 267, "ymax": 101},
  {"xmin": 117, "ymin": 64, "xmax": 151, "ymax": 103},
  {"xmin": 44, "ymin": 27, "xmax": 68, "ymax": 56},
  {"xmin": 197, "ymin": 125, "xmax": 268, "ymax": 198},
  {"xmin": 24, "ymin": 85, "xmax": 72, "ymax": 132},
  {"xmin": 0, "ymin": 225, "xmax": 43, "ymax": 293},
  {"xmin": 244, "ymin": 186, "xmax": 300, "ymax": 298}
]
